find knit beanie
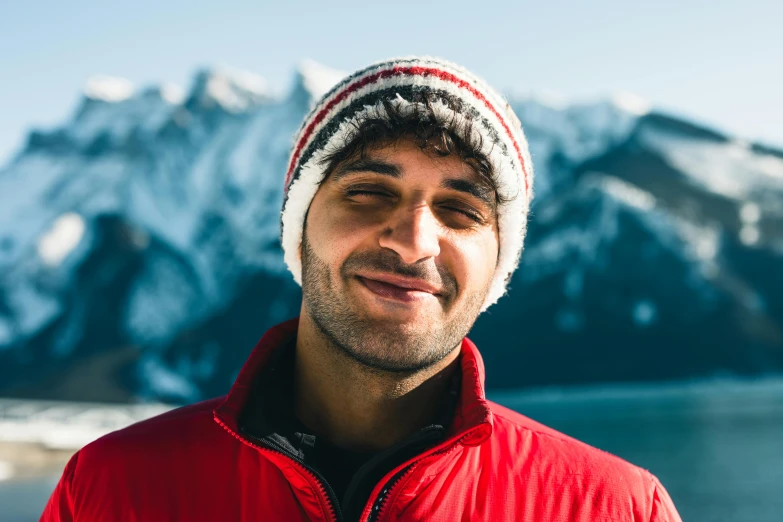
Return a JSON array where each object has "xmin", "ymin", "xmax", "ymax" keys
[{"xmin": 281, "ymin": 56, "xmax": 534, "ymax": 312}]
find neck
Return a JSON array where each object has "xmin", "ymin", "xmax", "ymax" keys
[{"xmin": 294, "ymin": 313, "xmax": 461, "ymax": 452}]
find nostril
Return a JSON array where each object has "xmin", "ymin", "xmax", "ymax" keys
[{"xmin": 378, "ymin": 220, "xmax": 441, "ymax": 263}]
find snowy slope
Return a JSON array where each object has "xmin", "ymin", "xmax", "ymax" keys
[{"xmin": 1, "ymin": 63, "xmax": 782, "ymax": 402}]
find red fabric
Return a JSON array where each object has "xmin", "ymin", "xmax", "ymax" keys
[
  {"xmin": 41, "ymin": 317, "xmax": 681, "ymax": 521},
  {"xmin": 283, "ymin": 65, "xmax": 530, "ymax": 194}
]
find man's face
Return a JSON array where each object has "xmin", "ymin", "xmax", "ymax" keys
[{"xmin": 300, "ymin": 138, "xmax": 499, "ymax": 373}]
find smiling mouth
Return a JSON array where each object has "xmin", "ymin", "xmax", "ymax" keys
[{"xmin": 355, "ymin": 276, "xmax": 440, "ymax": 304}]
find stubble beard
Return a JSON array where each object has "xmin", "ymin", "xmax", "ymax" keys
[{"xmin": 300, "ymin": 231, "xmax": 489, "ymax": 374}]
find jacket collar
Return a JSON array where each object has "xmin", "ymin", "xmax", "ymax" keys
[{"xmin": 214, "ymin": 316, "xmax": 494, "ymax": 445}]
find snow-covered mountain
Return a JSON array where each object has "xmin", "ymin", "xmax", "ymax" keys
[{"xmin": 1, "ymin": 63, "xmax": 782, "ymax": 403}]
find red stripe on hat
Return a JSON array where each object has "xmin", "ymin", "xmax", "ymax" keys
[{"xmin": 284, "ymin": 65, "xmax": 529, "ymax": 196}]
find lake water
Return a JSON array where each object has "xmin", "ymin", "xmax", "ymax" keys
[{"xmin": 3, "ymin": 378, "xmax": 782, "ymax": 521}]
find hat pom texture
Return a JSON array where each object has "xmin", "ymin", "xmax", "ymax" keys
[{"xmin": 281, "ymin": 57, "xmax": 534, "ymax": 312}]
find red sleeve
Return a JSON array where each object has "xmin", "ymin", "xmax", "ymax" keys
[
  {"xmin": 649, "ymin": 475, "xmax": 683, "ymax": 522},
  {"xmin": 39, "ymin": 451, "xmax": 80, "ymax": 522}
]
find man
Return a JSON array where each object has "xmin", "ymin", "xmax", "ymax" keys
[{"xmin": 42, "ymin": 57, "xmax": 681, "ymax": 521}]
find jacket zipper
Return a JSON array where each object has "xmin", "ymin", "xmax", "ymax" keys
[
  {"xmin": 365, "ymin": 430, "xmax": 475, "ymax": 522},
  {"xmin": 217, "ymin": 412, "xmax": 483, "ymax": 522},
  {"xmin": 253, "ymin": 435, "xmax": 344, "ymax": 522},
  {"xmin": 366, "ymin": 465, "xmax": 412, "ymax": 522},
  {"xmin": 215, "ymin": 413, "xmax": 343, "ymax": 521},
  {"xmin": 231, "ymin": 426, "xmax": 343, "ymax": 522}
]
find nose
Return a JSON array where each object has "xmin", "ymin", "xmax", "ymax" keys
[{"xmin": 378, "ymin": 203, "xmax": 441, "ymax": 264}]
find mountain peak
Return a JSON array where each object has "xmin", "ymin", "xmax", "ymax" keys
[
  {"xmin": 142, "ymin": 83, "xmax": 186, "ymax": 105},
  {"xmin": 292, "ymin": 59, "xmax": 346, "ymax": 102},
  {"xmin": 83, "ymin": 75, "xmax": 135, "ymax": 102},
  {"xmin": 187, "ymin": 67, "xmax": 270, "ymax": 113},
  {"xmin": 611, "ymin": 91, "xmax": 651, "ymax": 116}
]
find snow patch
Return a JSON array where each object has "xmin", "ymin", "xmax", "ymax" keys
[
  {"xmin": 740, "ymin": 202, "xmax": 761, "ymax": 224},
  {"xmin": 640, "ymin": 128, "xmax": 783, "ymax": 200},
  {"xmin": 160, "ymin": 83, "xmax": 185, "ymax": 104},
  {"xmin": 84, "ymin": 75, "xmax": 135, "ymax": 102},
  {"xmin": 740, "ymin": 225, "xmax": 760, "ymax": 246},
  {"xmin": 298, "ymin": 59, "xmax": 346, "ymax": 100},
  {"xmin": 203, "ymin": 69, "xmax": 269, "ymax": 112},
  {"xmin": 594, "ymin": 175, "xmax": 656, "ymax": 211},
  {"xmin": 37, "ymin": 213, "xmax": 85, "ymax": 267},
  {"xmin": 612, "ymin": 91, "xmax": 651, "ymax": 116},
  {"xmin": 225, "ymin": 70, "xmax": 268, "ymax": 96},
  {"xmin": 757, "ymin": 155, "xmax": 783, "ymax": 179},
  {"xmin": 727, "ymin": 139, "xmax": 751, "ymax": 160},
  {"xmin": 673, "ymin": 218, "xmax": 719, "ymax": 262}
]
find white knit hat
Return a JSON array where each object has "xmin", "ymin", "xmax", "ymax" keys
[{"xmin": 281, "ymin": 56, "xmax": 534, "ymax": 312}]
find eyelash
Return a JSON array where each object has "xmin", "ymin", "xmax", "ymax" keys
[{"xmin": 344, "ymin": 189, "xmax": 484, "ymax": 223}]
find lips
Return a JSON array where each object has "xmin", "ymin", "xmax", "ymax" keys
[
  {"xmin": 355, "ymin": 272, "xmax": 442, "ymax": 294},
  {"xmin": 356, "ymin": 275, "xmax": 441, "ymax": 303}
]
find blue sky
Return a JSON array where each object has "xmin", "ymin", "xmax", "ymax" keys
[{"xmin": 1, "ymin": 0, "xmax": 781, "ymax": 163}]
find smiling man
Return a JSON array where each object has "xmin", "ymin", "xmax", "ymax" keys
[{"xmin": 42, "ymin": 57, "xmax": 681, "ymax": 521}]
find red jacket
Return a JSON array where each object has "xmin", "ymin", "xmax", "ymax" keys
[{"xmin": 41, "ymin": 317, "xmax": 681, "ymax": 521}]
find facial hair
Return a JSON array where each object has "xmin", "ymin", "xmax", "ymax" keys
[{"xmin": 300, "ymin": 229, "xmax": 490, "ymax": 373}]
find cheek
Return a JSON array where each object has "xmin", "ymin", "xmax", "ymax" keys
[
  {"xmin": 306, "ymin": 202, "xmax": 373, "ymax": 271},
  {"xmin": 331, "ymin": 208, "xmax": 377, "ymax": 238},
  {"xmin": 448, "ymin": 233, "xmax": 498, "ymax": 292}
]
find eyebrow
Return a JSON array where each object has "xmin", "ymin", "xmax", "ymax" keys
[
  {"xmin": 331, "ymin": 159, "xmax": 401, "ymax": 180},
  {"xmin": 331, "ymin": 158, "xmax": 497, "ymax": 215}
]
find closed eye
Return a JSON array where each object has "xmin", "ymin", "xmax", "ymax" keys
[
  {"xmin": 344, "ymin": 189, "xmax": 485, "ymax": 224},
  {"xmin": 344, "ymin": 189, "xmax": 390, "ymax": 198},
  {"xmin": 444, "ymin": 207, "xmax": 483, "ymax": 223}
]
